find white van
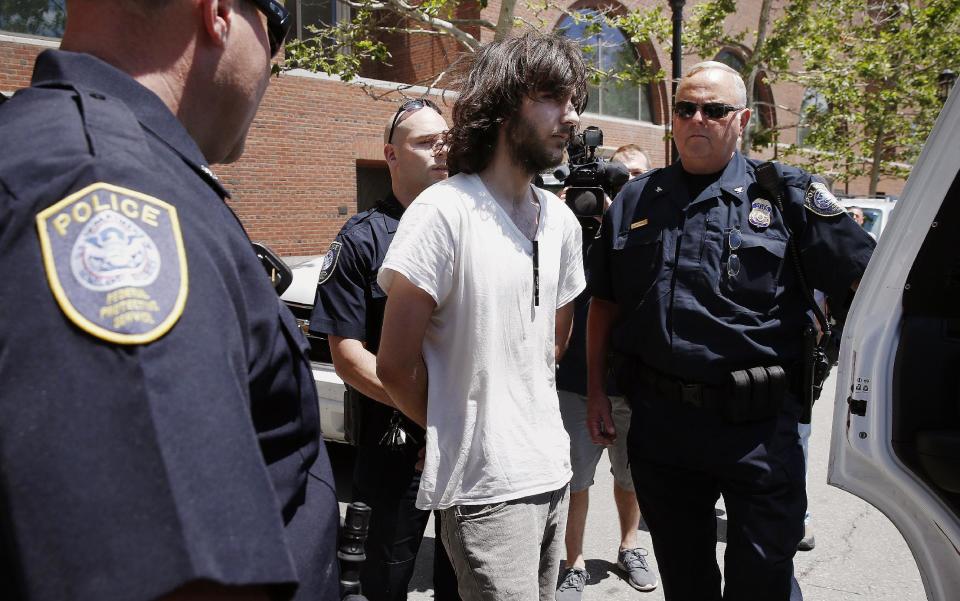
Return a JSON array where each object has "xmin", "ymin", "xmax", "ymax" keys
[{"xmin": 830, "ymin": 88, "xmax": 960, "ymax": 599}]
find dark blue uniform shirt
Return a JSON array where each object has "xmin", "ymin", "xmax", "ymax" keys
[
  {"xmin": 589, "ymin": 152, "xmax": 875, "ymax": 385},
  {"xmin": 0, "ymin": 50, "xmax": 338, "ymax": 601},
  {"xmin": 309, "ymin": 195, "xmax": 422, "ymax": 445}
]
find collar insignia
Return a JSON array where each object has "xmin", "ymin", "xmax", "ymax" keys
[
  {"xmin": 734, "ymin": 186, "xmax": 744, "ymax": 194},
  {"xmin": 748, "ymin": 198, "xmax": 773, "ymax": 229},
  {"xmin": 35, "ymin": 182, "xmax": 188, "ymax": 345}
]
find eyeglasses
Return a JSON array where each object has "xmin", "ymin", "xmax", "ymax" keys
[
  {"xmin": 387, "ymin": 98, "xmax": 442, "ymax": 144},
  {"xmin": 249, "ymin": 0, "xmax": 292, "ymax": 57},
  {"xmin": 673, "ymin": 101, "xmax": 744, "ymax": 120},
  {"xmin": 727, "ymin": 227, "xmax": 742, "ymax": 278}
]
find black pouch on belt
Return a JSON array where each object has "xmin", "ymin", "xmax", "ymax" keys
[{"xmin": 725, "ymin": 366, "xmax": 787, "ymax": 423}]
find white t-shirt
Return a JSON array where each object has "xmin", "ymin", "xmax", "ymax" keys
[{"xmin": 378, "ymin": 173, "xmax": 585, "ymax": 510}]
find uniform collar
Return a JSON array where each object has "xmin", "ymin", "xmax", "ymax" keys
[
  {"xmin": 31, "ymin": 50, "xmax": 229, "ymax": 199},
  {"xmin": 377, "ymin": 192, "xmax": 406, "ymax": 222},
  {"xmin": 670, "ymin": 151, "xmax": 749, "ymax": 210}
]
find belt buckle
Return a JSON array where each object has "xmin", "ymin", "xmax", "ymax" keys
[{"xmin": 680, "ymin": 383, "xmax": 702, "ymax": 407}]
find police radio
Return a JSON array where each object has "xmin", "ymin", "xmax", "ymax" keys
[{"xmin": 755, "ymin": 162, "xmax": 833, "ymax": 424}]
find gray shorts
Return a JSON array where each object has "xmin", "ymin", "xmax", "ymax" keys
[
  {"xmin": 439, "ymin": 485, "xmax": 569, "ymax": 601},
  {"xmin": 559, "ymin": 390, "xmax": 634, "ymax": 493}
]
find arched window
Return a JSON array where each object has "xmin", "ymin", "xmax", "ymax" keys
[
  {"xmin": 714, "ymin": 48, "xmax": 776, "ymax": 133},
  {"xmin": 797, "ymin": 88, "xmax": 827, "ymax": 147},
  {"xmin": 557, "ymin": 10, "xmax": 654, "ymax": 122}
]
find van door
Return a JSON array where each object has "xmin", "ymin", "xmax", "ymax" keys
[{"xmin": 829, "ymin": 90, "xmax": 960, "ymax": 601}]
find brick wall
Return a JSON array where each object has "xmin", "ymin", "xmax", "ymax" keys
[{"xmin": 0, "ymin": 2, "xmax": 907, "ymax": 256}]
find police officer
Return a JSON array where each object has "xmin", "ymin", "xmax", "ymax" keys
[
  {"xmin": 0, "ymin": 2, "xmax": 339, "ymax": 601},
  {"xmin": 586, "ymin": 61, "xmax": 875, "ymax": 601},
  {"xmin": 310, "ymin": 100, "xmax": 459, "ymax": 601}
]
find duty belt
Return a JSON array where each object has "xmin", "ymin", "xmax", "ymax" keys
[{"xmin": 633, "ymin": 362, "xmax": 794, "ymax": 423}]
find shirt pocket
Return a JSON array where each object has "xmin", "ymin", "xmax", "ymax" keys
[
  {"xmin": 611, "ymin": 226, "xmax": 663, "ymax": 305},
  {"xmin": 720, "ymin": 231, "xmax": 787, "ymax": 312}
]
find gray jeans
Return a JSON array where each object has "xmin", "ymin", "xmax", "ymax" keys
[{"xmin": 439, "ymin": 485, "xmax": 569, "ymax": 601}]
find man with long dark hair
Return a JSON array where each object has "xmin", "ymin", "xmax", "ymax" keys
[{"xmin": 376, "ymin": 31, "xmax": 588, "ymax": 601}]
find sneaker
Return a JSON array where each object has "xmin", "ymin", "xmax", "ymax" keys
[
  {"xmin": 556, "ymin": 567, "xmax": 589, "ymax": 601},
  {"xmin": 617, "ymin": 547, "xmax": 658, "ymax": 592},
  {"xmin": 798, "ymin": 524, "xmax": 816, "ymax": 551}
]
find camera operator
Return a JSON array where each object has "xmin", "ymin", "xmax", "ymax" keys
[
  {"xmin": 555, "ymin": 140, "xmax": 659, "ymax": 600},
  {"xmin": 309, "ymin": 100, "xmax": 459, "ymax": 601},
  {"xmin": 611, "ymin": 144, "xmax": 651, "ymax": 179}
]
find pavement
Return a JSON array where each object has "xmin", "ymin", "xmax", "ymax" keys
[{"xmin": 330, "ymin": 369, "xmax": 928, "ymax": 600}]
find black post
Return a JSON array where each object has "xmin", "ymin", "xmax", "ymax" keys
[
  {"xmin": 669, "ymin": 0, "xmax": 686, "ymax": 164},
  {"xmin": 938, "ymin": 69, "xmax": 956, "ymax": 104}
]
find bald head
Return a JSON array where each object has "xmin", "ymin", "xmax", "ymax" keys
[
  {"xmin": 62, "ymin": 0, "xmax": 275, "ymax": 164},
  {"xmin": 383, "ymin": 104, "xmax": 449, "ymax": 206}
]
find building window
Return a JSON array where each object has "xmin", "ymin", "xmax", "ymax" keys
[
  {"xmin": 557, "ymin": 10, "xmax": 654, "ymax": 122},
  {"xmin": 287, "ymin": 0, "xmax": 350, "ymax": 41},
  {"xmin": 0, "ymin": 1, "xmax": 66, "ymax": 38},
  {"xmin": 797, "ymin": 88, "xmax": 827, "ymax": 147},
  {"xmin": 714, "ymin": 48, "xmax": 776, "ymax": 129}
]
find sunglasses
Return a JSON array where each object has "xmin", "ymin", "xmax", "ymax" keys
[
  {"xmin": 387, "ymin": 98, "xmax": 442, "ymax": 144},
  {"xmin": 726, "ymin": 227, "xmax": 742, "ymax": 278},
  {"xmin": 250, "ymin": 0, "xmax": 292, "ymax": 57},
  {"xmin": 674, "ymin": 100, "xmax": 744, "ymax": 120}
]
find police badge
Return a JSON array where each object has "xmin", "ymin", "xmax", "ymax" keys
[
  {"xmin": 748, "ymin": 198, "xmax": 773, "ymax": 229},
  {"xmin": 316, "ymin": 241, "xmax": 343, "ymax": 286},
  {"xmin": 803, "ymin": 181, "xmax": 844, "ymax": 217},
  {"xmin": 36, "ymin": 182, "xmax": 188, "ymax": 345}
]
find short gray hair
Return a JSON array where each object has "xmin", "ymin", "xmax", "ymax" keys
[{"xmin": 682, "ymin": 61, "xmax": 747, "ymax": 107}]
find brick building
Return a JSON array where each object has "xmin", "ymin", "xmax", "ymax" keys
[{"xmin": 0, "ymin": 2, "xmax": 905, "ymax": 257}]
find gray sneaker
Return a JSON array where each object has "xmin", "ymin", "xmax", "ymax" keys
[
  {"xmin": 617, "ymin": 547, "xmax": 658, "ymax": 591},
  {"xmin": 556, "ymin": 567, "xmax": 589, "ymax": 601}
]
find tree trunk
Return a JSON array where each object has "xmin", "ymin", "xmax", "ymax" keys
[
  {"xmin": 868, "ymin": 124, "xmax": 884, "ymax": 196},
  {"xmin": 741, "ymin": 0, "xmax": 774, "ymax": 155},
  {"xmin": 493, "ymin": 0, "xmax": 517, "ymax": 41}
]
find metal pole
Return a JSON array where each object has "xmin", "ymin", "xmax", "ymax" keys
[{"xmin": 669, "ymin": 0, "xmax": 686, "ymax": 164}]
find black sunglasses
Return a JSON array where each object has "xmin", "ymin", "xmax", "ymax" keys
[
  {"xmin": 387, "ymin": 98, "xmax": 442, "ymax": 144},
  {"xmin": 673, "ymin": 100, "xmax": 744, "ymax": 120},
  {"xmin": 250, "ymin": 0, "xmax": 292, "ymax": 57}
]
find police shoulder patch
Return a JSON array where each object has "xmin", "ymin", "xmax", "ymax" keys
[
  {"xmin": 803, "ymin": 181, "xmax": 844, "ymax": 217},
  {"xmin": 317, "ymin": 241, "xmax": 343, "ymax": 286},
  {"xmin": 35, "ymin": 182, "xmax": 188, "ymax": 345}
]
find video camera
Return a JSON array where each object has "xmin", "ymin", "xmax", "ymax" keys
[{"xmin": 556, "ymin": 126, "xmax": 630, "ymax": 219}]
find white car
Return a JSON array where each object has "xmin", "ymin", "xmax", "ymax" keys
[
  {"xmin": 830, "ymin": 87, "xmax": 960, "ymax": 598},
  {"xmin": 839, "ymin": 198, "xmax": 896, "ymax": 239},
  {"xmin": 280, "ymin": 255, "xmax": 348, "ymax": 444}
]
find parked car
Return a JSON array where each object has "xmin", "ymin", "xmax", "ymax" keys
[
  {"xmin": 280, "ymin": 255, "xmax": 348, "ymax": 443},
  {"xmin": 839, "ymin": 198, "xmax": 896, "ymax": 239},
  {"xmin": 830, "ymin": 89, "xmax": 960, "ymax": 598}
]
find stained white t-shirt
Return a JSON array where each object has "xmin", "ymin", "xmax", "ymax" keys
[{"xmin": 378, "ymin": 172, "xmax": 585, "ymax": 510}]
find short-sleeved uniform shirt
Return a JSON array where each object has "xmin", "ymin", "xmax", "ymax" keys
[
  {"xmin": 378, "ymin": 173, "xmax": 585, "ymax": 509},
  {"xmin": 309, "ymin": 194, "xmax": 421, "ymax": 445},
  {"xmin": 0, "ymin": 50, "xmax": 338, "ymax": 601},
  {"xmin": 589, "ymin": 152, "xmax": 875, "ymax": 385}
]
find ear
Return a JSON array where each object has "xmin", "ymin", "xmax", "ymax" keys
[
  {"xmin": 739, "ymin": 107, "xmax": 752, "ymax": 130},
  {"xmin": 199, "ymin": 0, "xmax": 232, "ymax": 49},
  {"xmin": 384, "ymin": 143, "xmax": 398, "ymax": 165}
]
